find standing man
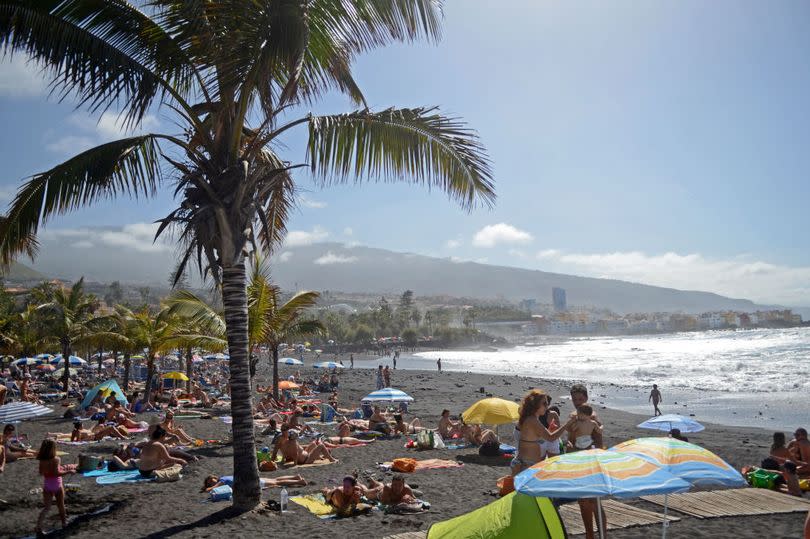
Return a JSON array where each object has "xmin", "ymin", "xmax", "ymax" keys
[
  {"xmin": 437, "ymin": 357, "xmax": 442, "ymax": 373},
  {"xmin": 350, "ymin": 354, "xmax": 354, "ymax": 369},
  {"xmin": 788, "ymin": 428, "xmax": 810, "ymax": 476},
  {"xmin": 568, "ymin": 384, "xmax": 606, "ymax": 539},
  {"xmin": 393, "ymin": 352, "xmax": 397, "ymax": 370},
  {"xmin": 649, "ymin": 384, "xmax": 662, "ymax": 416}
]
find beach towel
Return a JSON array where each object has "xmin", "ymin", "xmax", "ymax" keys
[
  {"xmin": 290, "ymin": 493, "xmax": 337, "ymax": 519},
  {"xmin": 383, "ymin": 499, "xmax": 431, "ymax": 514},
  {"xmin": 96, "ymin": 470, "xmax": 155, "ymax": 485},
  {"xmin": 281, "ymin": 459, "xmax": 335, "ymax": 469},
  {"xmin": 383, "ymin": 459, "xmax": 463, "ymax": 472},
  {"xmin": 444, "ymin": 442, "xmax": 475, "ymax": 450}
]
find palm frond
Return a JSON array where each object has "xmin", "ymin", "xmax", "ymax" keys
[
  {"xmin": 163, "ymin": 289, "xmax": 226, "ymax": 337},
  {"xmin": 0, "ymin": 0, "xmax": 199, "ymax": 126},
  {"xmin": 0, "ymin": 136, "xmax": 160, "ymax": 263},
  {"xmin": 307, "ymin": 107, "xmax": 494, "ymax": 210}
]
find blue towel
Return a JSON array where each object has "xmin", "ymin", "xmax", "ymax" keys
[
  {"xmin": 82, "ymin": 463, "xmax": 110, "ymax": 477},
  {"xmin": 499, "ymin": 444, "xmax": 516, "ymax": 454},
  {"xmin": 96, "ymin": 470, "xmax": 155, "ymax": 484}
]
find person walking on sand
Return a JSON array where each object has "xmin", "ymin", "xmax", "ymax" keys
[
  {"xmin": 350, "ymin": 354, "xmax": 354, "ymax": 369},
  {"xmin": 383, "ymin": 366, "xmax": 391, "ymax": 388},
  {"xmin": 375, "ymin": 365, "xmax": 384, "ymax": 390},
  {"xmin": 649, "ymin": 384, "xmax": 662, "ymax": 416},
  {"xmin": 437, "ymin": 357, "xmax": 442, "ymax": 373}
]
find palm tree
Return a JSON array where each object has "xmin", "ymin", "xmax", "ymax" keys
[
  {"xmin": 166, "ymin": 256, "xmax": 324, "ymax": 399},
  {"xmin": 0, "ymin": 1, "xmax": 494, "ymax": 509},
  {"xmin": 35, "ymin": 278, "xmax": 98, "ymax": 392}
]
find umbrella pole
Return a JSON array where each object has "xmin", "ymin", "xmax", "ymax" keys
[
  {"xmin": 661, "ymin": 493, "xmax": 669, "ymax": 539},
  {"xmin": 596, "ymin": 497, "xmax": 605, "ymax": 539}
]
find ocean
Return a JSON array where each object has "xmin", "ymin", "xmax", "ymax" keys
[{"xmin": 371, "ymin": 327, "xmax": 810, "ymax": 432}]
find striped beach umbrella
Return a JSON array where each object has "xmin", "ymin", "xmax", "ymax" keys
[
  {"xmin": 312, "ymin": 361, "xmax": 343, "ymax": 369},
  {"xmin": 515, "ymin": 449, "xmax": 690, "ymax": 539},
  {"xmin": 13, "ymin": 357, "xmax": 40, "ymax": 366},
  {"xmin": 51, "ymin": 355, "xmax": 86, "ymax": 366},
  {"xmin": 361, "ymin": 388, "xmax": 414, "ymax": 403},
  {"xmin": 35, "ymin": 353, "xmax": 53, "ymax": 360},
  {"xmin": 280, "ymin": 357, "xmax": 304, "ymax": 366},
  {"xmin": 611, "ymin": 437, "xmax": 744, "ymax": 487},
  {"xmin": 0, "ymin": 401, "xmax": 53, "ymax": 423}
]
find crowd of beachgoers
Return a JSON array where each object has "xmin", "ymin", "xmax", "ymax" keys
[{"xmin": 0, "ymin": 351, "xmax": 809, "ymax": 538}]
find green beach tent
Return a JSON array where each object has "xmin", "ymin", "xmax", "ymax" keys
[
  {"xmin": 427, "ymin": 492, "xmax": 567, "ymax": 539},
  {"xmin": 81, "ymin": 379, "xmax": 128, "ymax": 410}
]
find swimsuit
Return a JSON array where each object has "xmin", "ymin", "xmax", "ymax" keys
[
  {"xmin": 574, "ymin": 435, "xmax": 594, "ymax": 450},
  {"xmin": 43, "ymin": 475, "xmax": 62, "ymax": 494}
]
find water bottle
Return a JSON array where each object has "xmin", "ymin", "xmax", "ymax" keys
[{"xmin": 280, "ymin": 487, "xmax": 288, "ymax": 513}]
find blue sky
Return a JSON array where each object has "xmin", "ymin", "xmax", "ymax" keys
[{"xmin": 1, "ymin": 0, "xmax": 809, "ymax": 306}]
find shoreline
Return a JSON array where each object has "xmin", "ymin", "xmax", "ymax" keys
[{"xmin": 0, "ymin": 364, "xmax": 804, "ymax": 538}]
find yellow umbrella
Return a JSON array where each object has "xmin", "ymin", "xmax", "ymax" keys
[
  {"xmin": 162, "ymin": 371, "xmax": 189, "ymax": 381},
  {"xmin": 462, "ymin": 397, "xmax": 520, "ymax": 425}
]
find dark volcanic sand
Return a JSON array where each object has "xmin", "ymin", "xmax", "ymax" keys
[{"xmin": 0, "ymin": 364, "xmax": 805, "ymax": 538}]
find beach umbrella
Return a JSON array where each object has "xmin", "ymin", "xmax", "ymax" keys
[
  {"xmin": 313, "ymin": 361, "xmax": 343, "ymax": 369},
  {"xmin": 53, "ymin": 368, "xmax": 79, "ymax": 377},
  {"xmin": 52, "ymin": 355, "xmax": 86, "ymax": 366},
  {"xmin": 462, "ymin": 397, "xmax": 519, "ymax": 425},
  {"xmin": 279, "ymin": 357, "xmax": 304, "ymax": 366},
  {"xmin": 102, "ymin": 358, "xmax": 115, "ymax": 366},
  {"xmin": 162, "ymin": 371, "xmax": 189, "ymax": 381},
  {"xmin": 35, "ymin": 364, "xmax": 55, "ymax": 372},
  {"xmin": 361, "ymin": 388, "xmax": 414, "ymax": 403},
  {"xmin": 638, "ymin": 414, "xmax": 705, "ymax": 434},
  {"xmin": 279, "ymin": 381, "xmax": 299, "ymax": 390},
  {"xmin": 611, "ymin": 437, "xmax": 745, "ymax": 538},
  {"xmin": 35, "ymin": 353, "xmax": 53, "ymax": 360},
  {"xmin": 515, "ymin": 449, "xmax": 690, "ymax": 539},
  {"xmin": 131, "ymin": 354, "xmax": 145, "ymax": 360},
  {"xmin": 191, "ymin": 356, "xmax": 204, "ymax": 364},
  {"xmin": 0, "ymin": 401, "xmax": 53, "ymax": 423},
  {"xmin": 13, "ymin": 357, "xmax": 40, "ymax": 366}
]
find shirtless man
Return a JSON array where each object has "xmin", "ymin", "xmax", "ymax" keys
[
  {"xmin": 788, "ymin": 428, "xmax": 810, "ymax": 476},
  {"xmin": 368, "ymin": 406, "xmax": 391, "ymax": 434},
  {"xmin": 323, "ymin": 476, "xmax": 363, "ymax": 517},
  {"xmin": 160, "ymin": 410, "xmax": 194, "ymax": 445},
  {"xmin": 365, "ymin": 474, "xmax": 416, "ymax": 505},
  {"xmin": 271, "ymin": 425, "xmax": 337, "ymax": 465},
  {"xmin": 438, "ymin": 409, "xmax": 461, "ymax": 439},
  {"xmin": 649, "ymin": 384, "xmax": 662, "ymax": 416},
  {"xmin": 138, "ymin": 426, "xmax": 186, "ymax": 477}
]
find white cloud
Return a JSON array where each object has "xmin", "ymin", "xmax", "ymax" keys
[
  {"xmin": 279, "ymin": 251, "xmax": 293, "ymax": 262},
  {"xmin": 0, "ymin": 55, "xmax": 48, "ymax": 97},
  {"xmin": 47, "ymin": 112, "xmax": 160, "ymax": 155},
  {"xmin": 343, "ymin": 227, "xmax": 354, "ymax": 236},
  {"xmin": 286, "ymin": 226, "xmax": 329, "ymax": 246},
  {"xmin": 445, "ymin": 239, "xmax": 462, "ymax": 249},
  {"xmin": 534, "ymin": 248, "xmax": 810, "ymax": 305},
  {"xmin": 314, "ymin": 251, "xmax": 358, "ymax": 265},
  {"xmin": 299, "ymin": 196, "xmax": 327, "ymax": 209},
  {"xmin": 508, "ymin": 249, "xmax": 528, "ymax": 258},
  {"xmin": 41, "ymin": 222, "xmax": 171, "ymax": 253},
  {"xmin": 472, "ymin": 223, "xmax": 533, "ymax": 248},
  {"xmin": 0, "ymin": 186, "xmax": 17, "ymax": 204}
]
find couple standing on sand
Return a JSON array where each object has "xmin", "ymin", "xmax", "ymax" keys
[{"xmin": 511, "ymin": 384, "xmax": 606, "ymax": 539}]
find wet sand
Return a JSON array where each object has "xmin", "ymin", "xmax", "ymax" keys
[{"xmin": 0, "ymin": 365, "xmax": 805, "ymax": 538}]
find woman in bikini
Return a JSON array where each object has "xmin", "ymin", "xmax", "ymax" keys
[{"xmin": 511, "ymin": 390, "xmax": 574, "ymax": 476}]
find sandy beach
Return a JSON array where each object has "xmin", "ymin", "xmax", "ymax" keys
[{"xmin": 0, "ymin": 363, "xmax": 806, "ymax": 538}]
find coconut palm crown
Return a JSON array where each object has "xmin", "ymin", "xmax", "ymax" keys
[{"xmin": 0, "ymin": 0, "xmax": 495, "ymax": 508}]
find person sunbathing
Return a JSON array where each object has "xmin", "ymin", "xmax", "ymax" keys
[
  {"xmin": 201, "ymin": 474, "xmax": 307, "ymax": 492},
  {"xmin": 91, "ymin": 417, "xmax": 129, "ymax": 440},
  {"xmin": 567, "ymin": 405, "xmax": 602, "ymax": 451},
  {"xmin": 364, "ymin": 474, "xmax": 416, "ymax": 505},
  {"xmin": 393, "ymin": 414, "xmax": 423, "ymax": 435},
  {"xmin": 461, "ymin": 423, "xmax": 498, "ymax": 446},
  {"xmin": 137, "ymin": 426, "xmax": 186, "ymax": 477},
  {"xmin": 322, "ymin": 475, "xmax": 363, "ymax": 517},
  {"xmin": 438, "ymin": 409, "xmax": 462, "ymax": 439},
  {"xmin": 70, "ymin": 420, "xmax": 95, "ymax": 442},
  {"xmin": 192, "ymin": 384, "xmax": 211, "ymax": 407},
  {"xmin": 2, "ymin": 424, "xmax": 37, "ymax": 461},
  {"xmin": 108, "ymin": 401, "xmax": 140, "ymax": 429},
  {"xmin": 285, "ymin": 412, "xmax": 314, "ymax": 434},
  {"xmin": 369, "ymin": 406, "xmax": 392, "ymax": 434},
  {"xmin": 271, "ymin": 425, "xmax": 337, "ymax": 465},
  {"xmin": 322, "ymin": 435, "xmax": 371, "ymax": 447},
  {"xmin": 160, "ymin": 410, "xmax": 194, "ymax": 445},
  {"xmin": 788, "ymin": 428, "xmax": 810, "ymax": 476}
]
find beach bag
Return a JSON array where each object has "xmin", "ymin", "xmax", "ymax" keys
[
  {"xmin": 77, "ymin": 454, "xmax": 102, "ymax": 473},
  {"xmin": 210, "ymin": 485, "xmax": 233, "ymax": 502},
  {"xmin": 749, "ymin": 468, "xmax": 782, "ymax": 490},
  {"xmin": 392, "ymin": 458, "xmax": 418, "ymax": 473},
  {"xmin": 416, "ymin": 430, "xmax": 432, "ymax": 449},
  {"xmin": 154, "ymin": 464, "xmax": 182, "ymax": 483}
]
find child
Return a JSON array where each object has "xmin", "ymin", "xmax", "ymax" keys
[
  {"xmin": 569, "ymin": 405, "xmax": 602, "ymax": 451},
  {"xmin": 35, "ymin": 439, "xmax": 76, "ymax": 534},
  {"xmin": 783, "ymin": 461, "xmax": 803, "ymax": 497}
]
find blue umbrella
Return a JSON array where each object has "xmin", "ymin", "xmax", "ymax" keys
[
  {"xmin": 13, "ymin": 357, "xmax": 40, "ymax": 366},
  {"xmin": 35, "ymin": 353, "xmax": 53, "ymax": 360},
  {"xmin": 280, "ymin": 357, "xmax": 304, "ymax": 366},
  {"xmin": 638, "ymin": 414, "xmax": 705, "ymax": 434},
  {"xmin": 313, "ymin": 361, "xmax": 343, "ymax": 369},
  {"xmin": 52, "ymin": 355, "xmax": 86, "ymax": 366},
  {"xmin": 362, "ymin": 388, "xmax": 414, "ymax": 403}
]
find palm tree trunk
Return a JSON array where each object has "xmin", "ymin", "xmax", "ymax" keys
[
  {"xmin": 61, "ymin": 341, "xmax": 71, "ymax": 394},
  {"xmin": 272, "ymin": 346, "xmax": 280, "ymax": 400},
  {"xmin": 185, "ymin": 346, "xmax": 192, "ymax": 392},
  {"xmin": 144, "ymin": 350, "xmax": 155, "ymax": 403},
  {"xmin": 123, "ymin": 353, "xmax": 131, "ymax": 391},
  {"xmin": 221, "ymin": 261, "xmax": 261, "ymax": 509}
]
